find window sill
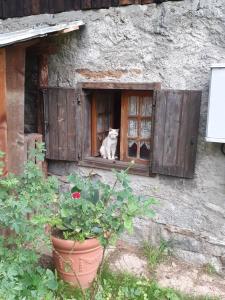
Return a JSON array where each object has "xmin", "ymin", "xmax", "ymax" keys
[{"xmin": 78, "ymin": 157, "xmax": 152, "ymax": 176}]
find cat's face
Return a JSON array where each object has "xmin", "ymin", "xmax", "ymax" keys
[{"xmin": 108, "ymin": 128, "xmax": 119, "ymax": 139}]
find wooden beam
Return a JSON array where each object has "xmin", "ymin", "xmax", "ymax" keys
[
  {"xmin": 6, "ymin": 46, "xmax": 26, "ymax": 175},
  {"xmin": 37, "ymin": 54, "xmax": 49, "ymax": 175},
  {"xmin": 79, "ymin": 82, "xmax": 161, "ymax": 91},
  {"xmin": 38, "ymin": 54, "xmax": 49, "ymax": 89},
  {"xmin": 28, "ymin": 41, "xmax": 58, "ymax": 55},
  {"xmin": 0, "ymin": 48, "xmax": 7, "ymax": 176},
  {"xmin": 37, "ymin": 54, "xmax": 48, "ymax": 135}
]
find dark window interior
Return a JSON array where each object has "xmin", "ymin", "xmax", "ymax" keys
[
  {"xmin": 24, "ymin": 51, "xmax": 38, "ymax": 134},
  {"xmin": 91, "ymin": 90, "xmax": 121, "ymax": 159}
]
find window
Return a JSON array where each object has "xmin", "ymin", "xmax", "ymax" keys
[
  {"xmin": 90, "ymin": 89, "xmax": 154, "ymax": 172},
  {"xmin": 120, "ymin": 91, "xmax": 153, "ymax": 164},
  {"xmin": 43, "ymin": 83, "xmax": 202, "ymax": 178}
]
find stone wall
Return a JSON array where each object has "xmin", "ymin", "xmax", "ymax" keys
[{"xmin": 47, "ymin": 0, "xmax": 225, "ymax": 272}]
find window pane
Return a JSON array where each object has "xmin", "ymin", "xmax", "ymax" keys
[
  {"xmin": 128, "ymin": 140, "xmax": 137, "ymax": 158},
  {"xmin": 140, "ymin": 141, "xmax": 150, "ymax": 160},
  {"xmin": 141, "ymin": 97, "xmax": 152, "ymax": 116},
  {"xmin": 105, "ymin": 113, "xmax": 111, "ymax": 129},
  {"xmin": 129, "ymin": 96, "xmax": 138, "ymax": 116},
  {"xmin": 128, "ymin": 119, "xmax": 138, "ymax": 137},
  {"xmin": 97, "ymin": 98, "xmax": 105, "ymax": 114},
  {"xmin": 97, "ymin": 114, "xmax": 103, "ymax": 132},
  {"xmin": 141, "ymin": 120, "xmax": 151, "ymax": 138}
]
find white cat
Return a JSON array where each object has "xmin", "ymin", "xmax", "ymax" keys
[{"xmin": 100, "ymin": 129, "xmax": 119, "ymax": 160}]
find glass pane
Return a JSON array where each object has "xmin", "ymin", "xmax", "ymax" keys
[
  {"xmin": 97, "ymin": 114, "xmax": 103, "ymax": 132},
  {"xmin": 105, "ymin": 113, "xmax": 111, "ymax": 130},
  {"xmin": 97, "ymin": 98, "xmax": 105, "ymax": 114},
  {"xmin": 140, "ymin": 141, "xmax": 150, "ymax": 160},
  {"xmin": 106, "ymin": 97, "xmax": 113, "ymax": 112},
  {"xmin": 129, "ymin": 96, "xmax": 138, "ymax": 116},
  {"xmin": 128, "ymin": 119, "xmax": 138, "ymax": 137},
  {"xmin": 141, "ymin": 97, "xmax": 152, "ymax": 116},
  {"xmin": 128, "ymin": 140, "xmax": 137, "ymax": 158},
  {"xmin": 141, "ymin": 120, "xmax": 151, "ymax": 138}
]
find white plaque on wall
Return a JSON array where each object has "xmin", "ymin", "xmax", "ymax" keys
[{"xmin": 206, "ymin": 64, "xmax": 225, "ymax": 143}]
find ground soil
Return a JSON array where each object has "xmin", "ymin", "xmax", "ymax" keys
[{"xmin": 108, "ymin": 241, "xmax": 225, "ymax": 300}]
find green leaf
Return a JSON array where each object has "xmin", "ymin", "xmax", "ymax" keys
[
  {"xmin": 144, "ymin": 210, "xmax": 155, "ymax": 218},
  {"xmin": 124, "ymin": 216, "xmax": 133, "ymax": 233},
  {"xmin": 45, "ymin": 270, "xmax": 58, "ymax": 291}
]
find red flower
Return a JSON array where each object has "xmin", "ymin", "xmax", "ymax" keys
[{"xmin": 72, "ymin": 192, "xmax": 81, "ymax": 199}]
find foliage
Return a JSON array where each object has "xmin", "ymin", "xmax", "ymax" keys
[
  {"xmin": 0, "ymin": 143, "xmax": 59, "ymax": 300},
  {"xmin": 203, "ymin": 263, "xmax": 217, "ymax": 275},
  {"xmin": 55, "ymin": 265, "xmax": 219, "ymax": 300},
  {"xmin": 0, "ymin": 151, "xmax": 4, "ymax": 176},
  {"xmin": 143, "ymin": 239, "xmax": 170, "ymax": 270},
  {"xmin": 50, "ymin": 165, "xmax": 157, "ymax": 245}
]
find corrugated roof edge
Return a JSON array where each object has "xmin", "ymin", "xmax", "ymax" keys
[{"xmin": 0, "ymin": 20, "xmax": 84, "ymax": 47}]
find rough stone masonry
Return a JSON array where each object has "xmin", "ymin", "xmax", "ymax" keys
[
  {"xmin": 46, "ymin": 0, "xmax": 225, "ymax": 272},
  {"xmin": 2, "ymin": 0, "xmax": 224, "ymax": 271}
]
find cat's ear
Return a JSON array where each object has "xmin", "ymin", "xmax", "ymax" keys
[
  {"xmin": 109, "ymin": 128, "xmax": 112, "ymax": 131},
  {"xmin": 116, "ymin": 129, "xmax": 119, "ymax": 133}
]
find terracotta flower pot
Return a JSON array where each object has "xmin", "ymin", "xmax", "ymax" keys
[{"xmin": 51, "ymin": 235, "xmax": 103, "ymax": 289}]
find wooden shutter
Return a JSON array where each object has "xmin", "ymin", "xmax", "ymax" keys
[
  {"xmin": 43, "ymin": 87, "xmax": 81, "ymax": 161},
  {"xmin": 152, "ymin": 90, "xmax": 201, "ymax": 178}
]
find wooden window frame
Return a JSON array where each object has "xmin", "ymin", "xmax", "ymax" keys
[
  {"xmin": 120, "ymin": 90, "xmax": 154, "ymax": 165},
  {"xmin": 77, "ymin": 82, "xmax": 161, "ymax": 176}
]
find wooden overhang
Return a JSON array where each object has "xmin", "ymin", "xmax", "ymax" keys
[{"xmin": 0, "ymin": 20, "xmax": 84, "ymax": 47}]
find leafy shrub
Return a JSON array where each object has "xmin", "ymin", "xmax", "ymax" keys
[{"xmin": 0, "ymin": 143, "xmax": 58, "ymax": 300}]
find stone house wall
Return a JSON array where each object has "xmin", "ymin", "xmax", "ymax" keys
[{"xmin": 45, "ymin": 0, "xmax": 225, "ymax": 272}]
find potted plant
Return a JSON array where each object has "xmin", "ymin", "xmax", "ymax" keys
[{"xmin": 50, "ymin": 164, "xmax": 156, "ymax": 291}]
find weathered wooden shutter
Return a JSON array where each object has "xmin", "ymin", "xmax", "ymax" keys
[
  {"xmin": 43, "ymin": 87, "xmax": 81, "ymax": 161},
  {"xmin": 152, "ymin": 90, "xmax": 201, "ymax": 178}
]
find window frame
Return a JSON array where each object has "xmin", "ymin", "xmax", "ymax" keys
[
  {"xmin": 120, "ymin": 90, "xmax": 154, "ymax": 165},
  {"xmin": 77, "ymin": 82, "xmax": 161, "ymax": 176}
]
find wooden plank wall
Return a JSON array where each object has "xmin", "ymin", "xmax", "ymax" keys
[
  {"xmin": 0, "ymin": 0, "xmax": 180, "ymax": 19},
  {"xmin": 0, "ymin": 48, "xmax": 7, "ymax": 175},
  {"xmin": 6, "ymin": 46, "xmax": 26, "ymax": 175}
]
